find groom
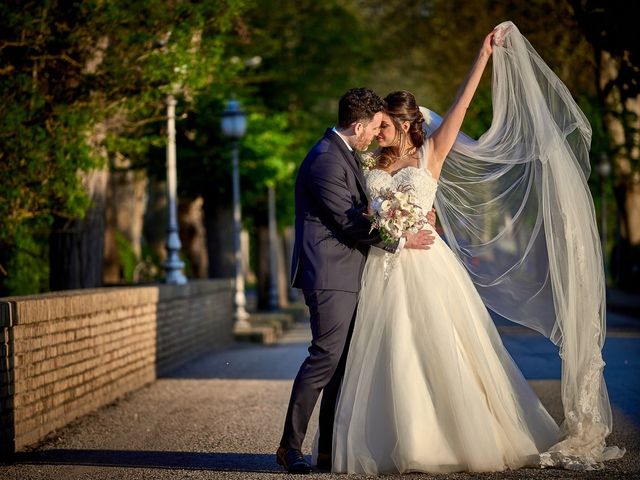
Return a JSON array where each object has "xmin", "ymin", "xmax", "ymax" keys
[{"xmin": 277, "ymin": 87, "xmax": 435, "ymax": 473}]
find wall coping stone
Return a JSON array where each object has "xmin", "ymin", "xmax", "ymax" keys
[{"xmin": 0, "ymin": 279, "xmax": 233, "ymax": 326}]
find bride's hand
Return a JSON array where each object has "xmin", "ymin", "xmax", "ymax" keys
[
  {"xmin": 491, "ymin": 24, "xmax": 512, "ymax": 49},
  {"xmin": 427, "ymin": 208, "xmax": 436, "ymax": 228},
  {"xmin": 481, "ymin": 24, "xmax": 511, "ymax": 56},
  {"xmin": 480, "ymin": 31, "xmax": 495, "ymax": 56}
]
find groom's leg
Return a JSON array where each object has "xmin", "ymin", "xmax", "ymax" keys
[
  {"xmin": 317, "ymin": 303, "xmax": 356, "ymax": 456},
  {"xmin": 279, "ymin": 289, "xmax": 358, "ymax": 451}
]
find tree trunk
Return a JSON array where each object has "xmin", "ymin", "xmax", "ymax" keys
[
  {"xmin": 202, "ymin": 197, "xmax": 235, "ymax": 278},
  {"xmin": 143, "ymin": 177, "xmax": 168, "ymax": 265},
  {"xmin": 178, "ymin": 196, "xmax": 208, "ymax": 279},
  {"xmin": 0, "ymin": 244, "xmax": 10, "ymax": 297},
  {"xmin": 276, "ymin": 231, "xmax": 289, "ymax": 307},
  {"xmin": 599, "ymin": 51, "xmax": 640, "ymax": 290},
  {"xmin": 103, "ymin": 161, "xmax": 147, "ymax": 284},
  {"xmin": 256, "ymin": 226, "xmax": 270, "ymax": 310},
  {"xmin": 254, "ymin": 226, "xmax": 290, "ymax": 310},
  {"xmin": 49, "ymin": 169, "xmax": 108, "ymax": 291}
]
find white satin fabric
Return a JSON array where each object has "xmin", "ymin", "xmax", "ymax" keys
[{"xmin": 332, "ymin": 153, "xmax": 559, "ymax": 474}]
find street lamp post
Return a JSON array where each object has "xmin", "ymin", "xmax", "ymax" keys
[
  {"xmin": 267, "ymin": 185, "xmax": 279, "ymax": 310},
  {"xmin": 221, "ymin": 99, "xmax": 250, "ymax": 329},
  {"xmin": 163, "ymin": 94, "xmax": 187, "ymax": 284},
  {"xmin": 596, "ymin": 152, "xmax": 611, "ymax": 275}
]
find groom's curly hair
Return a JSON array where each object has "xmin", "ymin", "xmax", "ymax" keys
[{"xmin": 338, "ymin": 88, "xmax": 386, "ymax": 128}]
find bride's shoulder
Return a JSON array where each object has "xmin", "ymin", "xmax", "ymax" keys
[{"xmin": 364, "ymin": 166, "xmax": 388, "ymax": 177}]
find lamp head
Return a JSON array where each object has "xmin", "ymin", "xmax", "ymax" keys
[{"xmin": 221, "ymin": 98, "xmax": 247, "ymax": 139}]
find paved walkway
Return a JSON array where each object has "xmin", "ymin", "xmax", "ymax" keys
[{"xmin": 1, "ymin": 309, "xmax": 638, "ymax": 480}]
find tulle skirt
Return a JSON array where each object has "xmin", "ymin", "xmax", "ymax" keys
[{"xmin": 332, "ymin": 236, "xmax": 560, "ymax": 474}]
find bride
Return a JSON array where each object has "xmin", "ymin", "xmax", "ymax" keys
[{"xmin": 331, "ymin": 22, "xmax": 624, "ymax": 474}]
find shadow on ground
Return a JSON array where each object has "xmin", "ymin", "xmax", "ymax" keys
[
  {"xmin": 11, "ymin": 450, "xmax": 281, "ymax": 473},
  {"xmin": 162, "ymin": 342, "xmax": 310, "ymax": 381}
]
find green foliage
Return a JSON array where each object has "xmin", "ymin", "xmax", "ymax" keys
[
  {"xmin": 136, "ymin": 243, "xmax": 164, "ymax": 284},
  {"xmin": 2, "ymin": 222, "xmax": 50, "ymax": 296},
  {"xmin": 356, "ymin": 0, "xmax": 595, "ymax": 115},
  {"xmin": 208, "ymin": 0, "xmax": 380, "ymax": 229},
  {"xmin": 570, "ymin": 0, "xmax": 640, "ymax": 99},
  {"xmin": 172, "ymin": 97, "xmax": 297, "ymax": 227},
  {"xmin": 240, "ymin": 111, "xmax": 296, "ymax": 227},
  {"xmin": 0, "ymin": 0, "xmax": 247, "ymax": 294},
  {"xmin": 242, "ymin": 113, "xmax": 296, "ymax": 186},
  {"xmin": 461, "ymin": 86, "xmax": 493, "ymax": 139},
  {"xmin": 0, "ymin": 80, "xmax": 97, "ymax": 246},
  {"xmin": 570, "ymin": 0, "xmax": 640, "ymax": 179},
  {"xmin": 168, "ymin": 0, "xmax": 380, "ymax": 229},
  {"xmin": 2, "ymin": 0, "xmax": 635, "ymax": 294},
  {"xmin": 569, "ymin": 0, "xmax": 640, "ymax": 287},
  {"xmin": 232, "ymin": 0, "xmax": 377, "ymax": 116},
  {"xmin": 114, "ymin": 231, "xmax": 138, "ymax": 283}
]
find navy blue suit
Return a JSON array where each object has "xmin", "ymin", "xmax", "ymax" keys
[{"xmin": 281, "ymin": 129, "xmax": 394, "ymax": 456}]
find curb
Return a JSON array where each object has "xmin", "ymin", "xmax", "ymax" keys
[
  {"xmin": 233, "ymin": 302, "xmax": 309, "ymax": 345},
  {"xmin": 607, "ymin": 289, "xmax": 640, "ymax": 319}
]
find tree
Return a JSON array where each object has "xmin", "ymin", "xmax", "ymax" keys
[
  {"xmin": 0, "ymin": 0, "xmax": 246, "ymax": 294},
  {"xmin": 356, "ymin": 0, "xmax": 640, "ymax": 288},
  {"xmin": 355, "ymin": 0, "xmax": 594, "ymax": 133},
  {"xmin": 231, "ymin": 0, "xmax": 384, "ymax": 305},
  {"xmin": 570, "ymin": 0, "xmax": 640, "ymax": 289},
  {"xmin": 164, "ymin": 0, "xmax": 382, "ymax": 306}
]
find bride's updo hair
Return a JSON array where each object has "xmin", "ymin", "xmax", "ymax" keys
[{"xmin": 377, "ymin": 90, "xmax": 426, "ymax": 169}]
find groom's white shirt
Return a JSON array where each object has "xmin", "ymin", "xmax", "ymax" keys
[{"xmin": 332, "ymin": 127, "xmax": 353, "ymax": 151}]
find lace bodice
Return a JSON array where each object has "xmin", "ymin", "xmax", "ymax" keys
[{"xmin": 365, "ymin": 166, "xmax": 438, "ymax": 212}]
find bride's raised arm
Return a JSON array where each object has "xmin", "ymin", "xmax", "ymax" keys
[{"xmin": 428, "ymin": 31, "xmax": 496, "ymax": 177}]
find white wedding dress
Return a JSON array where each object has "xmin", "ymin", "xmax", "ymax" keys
[{"xmin": 331, "ymin": 147, "xmax": 560, "ymax": 474}]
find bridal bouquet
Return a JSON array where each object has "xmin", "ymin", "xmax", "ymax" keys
[{"xmin": 369, "ymin": 184, "xmax": 429, "ymax": 244}]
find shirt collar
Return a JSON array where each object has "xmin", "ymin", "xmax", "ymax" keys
[{"xmin": 331, "ymin": 127, "xmax": 353, "ymax": 152}]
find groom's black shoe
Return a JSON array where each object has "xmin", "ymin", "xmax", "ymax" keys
[
  {"xmin": 276, "ymin": 446, "xmax": 312, "ymax": 474},
  {"xmin": 315, "ymin": 452, "xmax": 331, "ymax": 472}
]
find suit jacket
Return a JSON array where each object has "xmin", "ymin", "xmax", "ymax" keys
[{"xmin": 291, "ymin": 129, "xmax": 394, "ymax": 292}]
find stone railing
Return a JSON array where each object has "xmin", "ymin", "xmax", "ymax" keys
[{"xmin": 0, "ymin": 279, "xmax": 233, "ymax": 456}]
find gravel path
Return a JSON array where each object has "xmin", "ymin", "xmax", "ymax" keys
[{"xmin": 1, "ymin": 319, "xmax": 637, "ymax": 480}]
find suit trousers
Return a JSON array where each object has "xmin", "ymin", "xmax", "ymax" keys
[{"xmin": 280, "ymin": 289, "xmax": 358, "ymax": 454}]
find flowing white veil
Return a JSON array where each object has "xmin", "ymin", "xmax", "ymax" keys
[{"xmin": 422, "ymin": 21, "xmax": 624, "ymax": 470}]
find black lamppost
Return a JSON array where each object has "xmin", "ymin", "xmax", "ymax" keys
[
  {"xmin": 221, "ymin": 99, "xmax": 250, "ymax": 329},
  {"xmin": 163, "ymin": 94, "xmax": 187, "ymax": 284},
  {"xmin": 268, "ymin": 185, "xmax": 279, "ymax": 310}
]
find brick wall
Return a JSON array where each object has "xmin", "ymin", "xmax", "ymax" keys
[{"xmin": 0, "ymin": 279, "xmax": 233, "ymax": 455}]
